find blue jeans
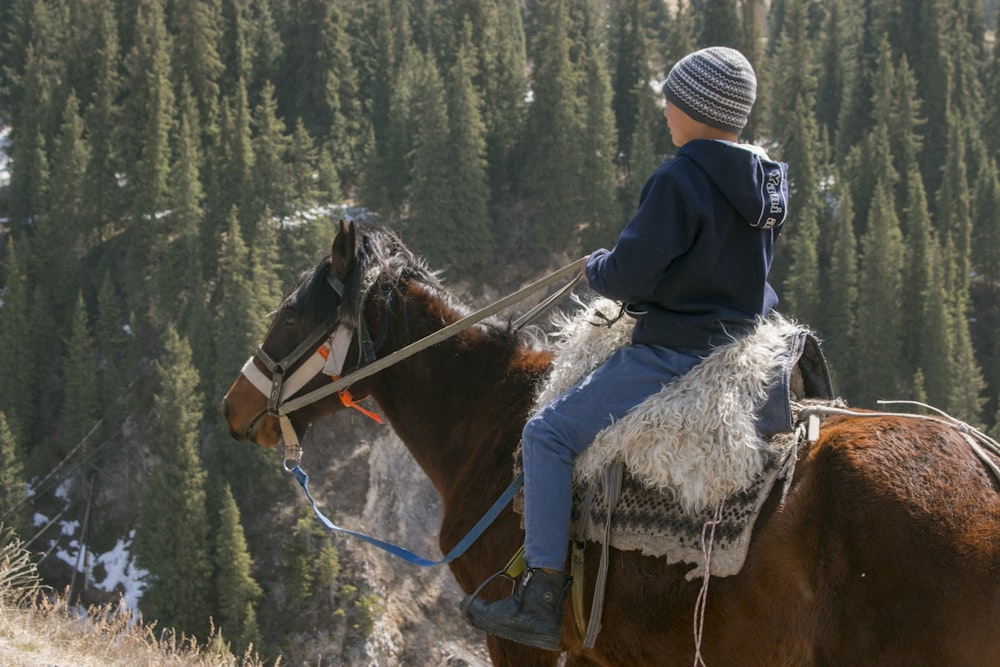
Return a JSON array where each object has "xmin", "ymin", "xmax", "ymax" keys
[{"xmin": 522, "ymin": 344, "xmax": 703, "ymax": 571}]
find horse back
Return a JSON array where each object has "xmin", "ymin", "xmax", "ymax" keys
[{"xmin": 571, "ymin": 413, "xmax": 1000, "ymax": 666}]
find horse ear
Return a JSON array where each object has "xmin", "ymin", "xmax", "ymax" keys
[{"xmin": 330, "ymin": 219, "xmax": 357, "ymax": 280}]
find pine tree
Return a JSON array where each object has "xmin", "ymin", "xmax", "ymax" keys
[
  {"xmin": 740, "ymin": 0, "xmax": 767, "ymax": 142},
  {"xmin": 251, "ymin": 81, "xmax": 293, "ymax": 220},
  {"xmin": 852, "ymin": 182, "xmax": 906, "ymax": 407},
  {"xmin": 523, "ymin": 0, "xmax": 586, "ymax": 251},
  {"xmin": 201, "ymin": 75, "xmax": 254, "ymax": 281},
  {"xmin": 609, "ymin": 0, "xmax": 652, "ymax": 163},
  {"xmin": 770, "ymin": 0, "xmax": 823, "ymax": 325},
  {"xmin": 936, "ymin": 107, "xmax": 986, "ymax": 423},
  {"xmin": 0, "ymin": 413, "xmax": 28, "ymax": 536},
  {"xmin": 154, "ymin": 79, "xmax": 205, "ymax": 328},
  {"xmin": 279, "ymin": 0, "xmax": 359, "ymax": 185},
  {"xmin": 576, "ymin": 7, "xmax": 621, "ymax": 253},
  {"xmin": 211, "ymin": 208, "xmax": 268, "ymax": 411},
  {"xmin": 121, "ymin": 0, "xmax": 175, "ymax": 308},
  {"xmin": 477, "ymin": 0, "xmax": 528, "ymax": 196},
  {"xmin": 137, "ymin": 327, "xmax": 212, "ymax": 639},
  {"xmin": 984, "ymin": 35, "xmax": 1000, "ymax": 166},
  {"xmin": 215, "ymin": 484, "xmax": 262, "ymax": 656},
  {"xmin": 406, "ymin": 54, "xmax": 456, "ymax": 268},
  {"xmin": 34, "ymin": 91, "xmax": 88, "ymax": 324},
  {"xmin": 973, "ymin": 158, "xmax": 1000, "ymax": 299},
  {"xmin": 442, "ymin": 20, "xmax": 493, "ymax": 276},
  {"xmin": 61, "ymin": 292, "xmax": 99, "ymax": 458},
  {"xmin": 168, "ymin": 0, "xmax": 224, "ymax": 132},
  {"xmin": 665, "ymin": 0, "xmax": 696, "ymax": 68},
  {"xmin": 358, "ymin": 39, "xmax": 420, "ymax": 219},
  {"xmin": 81, "ymin": 0, "xmax": 121, "ymax": 245},
  {"xmin": 816, "ymin": 0, "xmax": 862, "ymax": 160},
  {"xmin": 0, "ymin": 240, "xmax": 35, "ymax": 447},
  {"xmin": 700, "ymin": 0, "xmax": 742, "ymax": 48},
  {"xmin": 818, "ymin": 173, "xmax": 857, "ymax": 390}
]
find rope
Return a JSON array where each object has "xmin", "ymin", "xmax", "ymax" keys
[{"xmin": 693, "ymin": 501, "xmax": 724, "ymax": 667}]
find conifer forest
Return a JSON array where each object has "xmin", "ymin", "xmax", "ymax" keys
[{"xmin": 1, "ymin": 0, "xmax": 1000, "ymax": 662}]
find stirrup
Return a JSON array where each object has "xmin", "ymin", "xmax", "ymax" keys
[{"xmin": 459, "ymin": 568, "xmax": 515, "ymax": 615}]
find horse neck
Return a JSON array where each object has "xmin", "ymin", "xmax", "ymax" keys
[{"xmin": 366, "ymin": 282, "xmax": 551, "ymax": 501}]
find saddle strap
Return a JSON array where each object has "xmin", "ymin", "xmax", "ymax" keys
[{"xmin": 572, "ymin": 462, "xmax": 624, "ymax": 648}]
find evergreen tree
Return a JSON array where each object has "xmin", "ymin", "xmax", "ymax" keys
[
  {"xmin": 206, "ymin": 76, "xmax": 254, "ymax": 271},
  {"xmin": 477, "ymin": 0, "xmax": 528, "ymax": 196},
  {"xmin": 61, "ymin": 292, "xmax": 99, "ymax": 459},
  {"xmin": 33, "ymin": 91, "xmax": 87, "ymax": 324},
  {"xmin": 851, "ymin": 181, "xmax": 906, "ymax": 407},
  {"xmin": 523, "ymin": 0, "xmax": 586, "ymax": 251},
  {"xmin": 973, "ymin": 157, "xmax": 1000, "ymax": 298},
  {"xmin": 576, "ymin": 7, "xmax": 621, "ymax": 253},
  {"xmin": 770, "ymin": 0, "xmax": 823, "ymax": 325},
  {"xmin": 251, "ymin": 81, "xmax": 293, "ymax": 219},
  {"xmin": 406, "ymin": 54, "xmax": 455, "ymax": 268},
  {"xmin": 609, "ymin": 0, "xmax": 652, "ymax": 163},
  {"xmin": 930, "ymin": 108, "xmax": 987, "ymax": 418},
  {"xmin": 358, "ymin": 38, "xmax": 420, "ymax": 219},
  {"xmin": 0, "ymin": 240, "xmax": 35, "ymax": 447},
  {"xmin": 137, "ymin": 327, "xmax": 212, "ymax": 639},
  {"xmin": 155, "ymin": 79, "xmax": 205, "ymax": 328},
  {"xmin": 816, "ymin": 0, "xmax": 862, "ymax": 160},
  {"xmin": 443, "ymin": 21, "xmax": 492, "ymax": 275},
  {"xmin": 740, "ymin": 0, "xmax": 767, "ymax": 142},
  {"xmin": 984, "ymin": 34, "xmax": 1000, "ymax": 166},
  {"xmin": 245, "ymin": 0, "xmax": 284, "ymax": 103},
  {"xmin": 665, "ymin": 0, "xmax": 696, "ymax": 68},
  {"xmin": 121, "ymin": 0, "xmax": 175, "ymax": 307},
  {"xmin": 818, "ymin": 173, "xmax": 857, "ymax": 390},
  {"xmin": 81, "ymin": 0, "xmax": 121, "ymax": 245},
  {"xmin": 289, "ymin": 120, "xmax": 323, "ymax": 205},
  {"xmin": 279, "ymin": 0, "xmax": 359, "ymax": 186},
  {"xmin": 168, "ymin": 0, "xmax": 224, "ymax": 133},
  {"xmin": 0, "ymin": 413, "xmax": 28, "ymax": 536},
  {"xmin": 215, "ymin": 483, "xmax": 262, "ymax": 656},
  {"xmin": 699, "ymin": 0, "xmax": 742, "ymax": 48},
  {"xmin": 209, "ymin": 208, "xmax": 271, "ymax": 423}
]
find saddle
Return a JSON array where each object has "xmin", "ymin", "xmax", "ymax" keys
[{"xmin": 514, "ymin": 297, "xmax": 835, "ymax": 644}]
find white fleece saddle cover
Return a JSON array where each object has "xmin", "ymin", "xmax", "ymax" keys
[{"xmin": 519, "ymin": 297, "xmax": 834, "ymax": 579}]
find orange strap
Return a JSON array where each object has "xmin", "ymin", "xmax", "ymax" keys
[{"xmin": 317, "ymin": 345, "xmax": 384, "ymax": 424}]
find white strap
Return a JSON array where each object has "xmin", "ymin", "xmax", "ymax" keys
[
  {"xmin": 324, "ymin": 324, "xmax": 354, "ymax": 377},
  {"xmin": 239, "ymin": 324, "xmax": 355, "ymax": 404}
]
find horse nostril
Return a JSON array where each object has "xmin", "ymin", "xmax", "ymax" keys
[{"xmin": 221, "ymin": 400, "xmax": 229, "ymax": 420}]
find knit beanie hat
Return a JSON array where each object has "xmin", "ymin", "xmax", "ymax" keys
[{"xmin": 663, "ymin": 47, "xmax": 757, "ymax": 134}]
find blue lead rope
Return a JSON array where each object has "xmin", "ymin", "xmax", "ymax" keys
[{"xmin": 289, "ymin": 465, "xmax": 524, "ymax": 567}]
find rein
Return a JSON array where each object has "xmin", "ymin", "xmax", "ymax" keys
[{"xmin": 239, "ymin": 254, "xmax": 586, "ymax": 566}]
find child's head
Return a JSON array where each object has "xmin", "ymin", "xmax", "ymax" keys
[{"xmin": 662, "ymin": 47, "xmax": 757, "ymax": 144}]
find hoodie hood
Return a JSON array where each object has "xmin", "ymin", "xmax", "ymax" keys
[{"xmin": 678, "ymin": 139, "xmax": 789, "ymax": 230}]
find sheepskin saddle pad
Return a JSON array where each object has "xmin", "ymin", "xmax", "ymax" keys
[{"xmin": 517, "ymin": 296, "xmax": 834, "ymax": 580}]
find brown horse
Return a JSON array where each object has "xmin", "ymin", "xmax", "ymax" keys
[{"xmin": 223, "ymin": 220, "xmax": 1000, "ymax": 666}]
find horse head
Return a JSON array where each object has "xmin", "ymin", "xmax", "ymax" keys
[{"xmin": 222, "ymin": 218, "xmax": 378, "ymax": 447}]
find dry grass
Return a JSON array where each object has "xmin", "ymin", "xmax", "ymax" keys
[{"xmin": 0, "ymin": 526, "xmax": 271, "ymax": 667}]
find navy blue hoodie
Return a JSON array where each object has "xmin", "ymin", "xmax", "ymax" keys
[{"xmin": 585, "ymin": 139, "xmax": 789, "ymax": 351}]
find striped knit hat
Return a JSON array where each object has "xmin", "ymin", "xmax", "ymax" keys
[{"xmin": 663, "ymin": 47, "xmax": 757, "ymax": 134}]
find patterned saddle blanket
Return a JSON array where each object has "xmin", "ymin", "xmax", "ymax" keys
[{"xmin": 517, "ymin": 297, "xmax": 835, "ymax": 579}]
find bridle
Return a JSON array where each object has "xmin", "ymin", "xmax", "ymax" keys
[
  {"xmin": 232, "ymin": 251, "xmax": 588, "ymax": 568},
  {"xmin": 238, "ymin": 268, "xmax": 384, "ymax": 467},
  {"xmin": 238, "ymin": 253, "xmax": 587, "ymax": 468}
]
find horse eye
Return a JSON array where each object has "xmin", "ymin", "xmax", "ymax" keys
[{"xmin": 284, "ymin": 314, "xmax": 298, "ymax": 326}]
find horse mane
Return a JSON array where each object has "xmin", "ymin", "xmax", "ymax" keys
[{"xmin": 283, "ymin": 224, "xmax": 532, "ymax": 350}]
